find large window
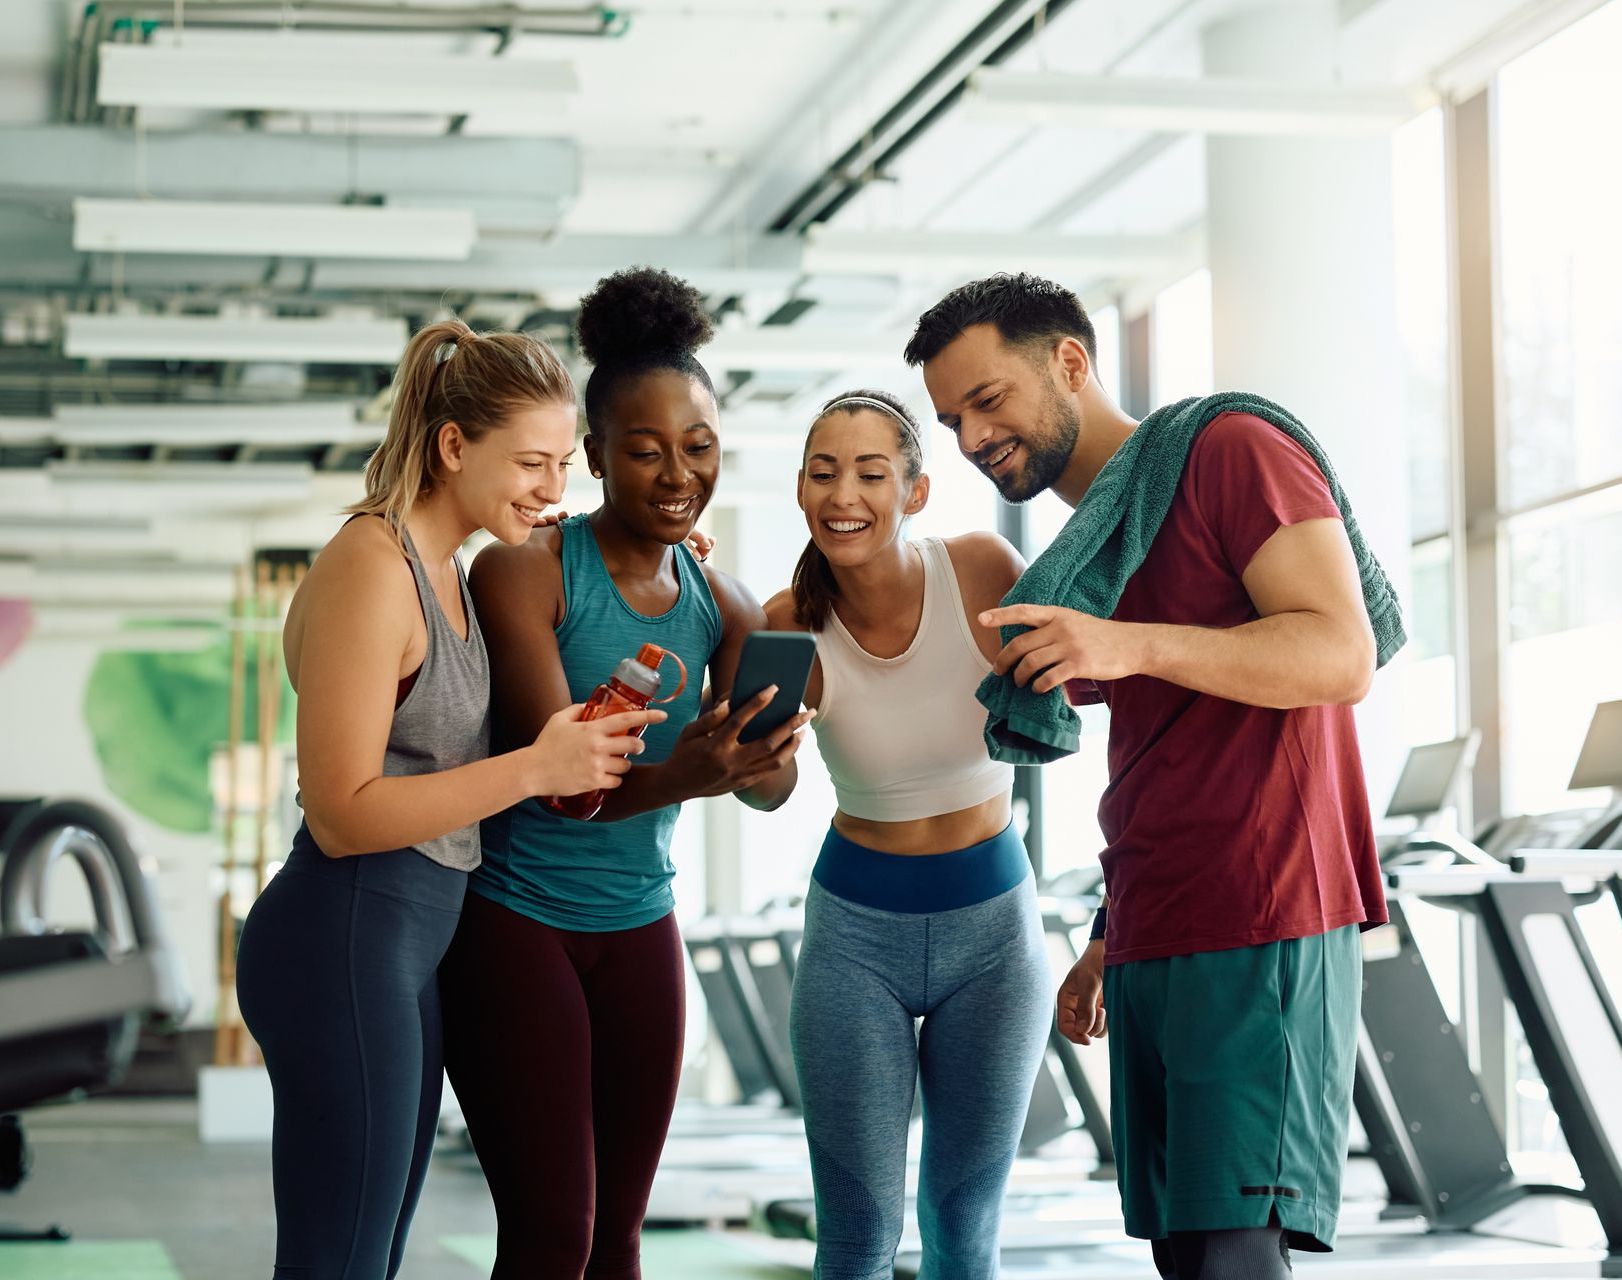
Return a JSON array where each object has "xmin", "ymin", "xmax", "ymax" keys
[
  {"xmin": 1390, "ymin": 107, "xmax": 1459, "ymax": 748},
  {"xmin": 1150, "ymin": 269, "xmax": 1213, "ymax": 405},
  {"xmin": 909, "ymin": 401, "xmax": 1004, "ymax": 545},
  {"xmin": 1502, "ymin": 486, "xmax": 1622, "ymax": 815},
  {"xmin": 1498, "ymin": 2, "xmax": 1622, "ymax": 513},
  {"xmin": 1393, "ymin": 109, "xmax": 1452, "ymax": 543},
  {"xmin": 1496, "ymin": 0, "xmax": 1622, "ymax": 816},
  {"xmin": 1089, "ymin": 304, "xmax": 1122, "ymax": 404}
]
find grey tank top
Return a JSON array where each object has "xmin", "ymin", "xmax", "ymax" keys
[{"xmin": 382, "ymin": 528, "xmax": 491, "ymax": 870}]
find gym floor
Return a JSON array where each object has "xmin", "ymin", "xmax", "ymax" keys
[{"xmin": 3, "ymin": 1100, "xmax": 812, "ymax": 1280}]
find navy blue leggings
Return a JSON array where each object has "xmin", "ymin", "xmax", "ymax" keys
[{"xmin": 236, "ymin": 825, "xmax": 466, "ymax": 1280}]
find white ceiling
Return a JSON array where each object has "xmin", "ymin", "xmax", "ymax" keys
[{"xmin": 0, "ymin": 0, "xmax": 1604, "ymax": 592}]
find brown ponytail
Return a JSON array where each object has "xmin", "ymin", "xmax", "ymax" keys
[
  {"xmin": 791, "ymin": 537, "xmax": 840, "ymax": 631},
  {"xmin": 790, "ymin": 387, "xmax": 924, "ymax": 632},
  {"xmin": 347, "ymin": 318, "xmax": 575, "ymax": 545}
]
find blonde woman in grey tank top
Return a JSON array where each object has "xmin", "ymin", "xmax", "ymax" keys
[{"xmin": 235, "ymin": 321, "xmax": 666, "ymax": 1280}]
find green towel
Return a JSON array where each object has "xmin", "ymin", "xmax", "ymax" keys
[{"xmin": 978, "ymin": 392, "xmax": 1407, "ymax": 765}]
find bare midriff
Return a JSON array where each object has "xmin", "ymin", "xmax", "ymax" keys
[{"xmin": 831, "ymin": 792, "xmax": 1012, "ymax": 856}]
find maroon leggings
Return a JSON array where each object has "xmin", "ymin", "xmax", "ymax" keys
[{"xmin": 440, "ymin": 891, "xmax": 685, "ymax": 1280}]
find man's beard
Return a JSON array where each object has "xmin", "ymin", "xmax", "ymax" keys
[{"xmin": 990, "ymin": 388, "xmax": 1080, "ymax": 503}]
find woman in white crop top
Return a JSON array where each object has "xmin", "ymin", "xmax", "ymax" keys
[{"xmin": 762, "ymin": 389, "xmax": 1053, "ymax": 1280}]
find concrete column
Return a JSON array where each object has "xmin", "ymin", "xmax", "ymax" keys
[{"xmin": 1202, "ymin": 0, "xmax": 1411, "ymax": 806}]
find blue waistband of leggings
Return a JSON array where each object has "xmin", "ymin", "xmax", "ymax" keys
[{"xmin": 811, "ymin": 822, "xmax": 1030, "ymax": 914}]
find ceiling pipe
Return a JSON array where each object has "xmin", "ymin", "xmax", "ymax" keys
[{"xmin": 768, "ymin": 0, "xmax": 1082, "ymax": 234}]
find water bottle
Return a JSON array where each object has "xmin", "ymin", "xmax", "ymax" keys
[{"xmin": 545, "ymin": 642, "xmax": 687, "ymax": 821}]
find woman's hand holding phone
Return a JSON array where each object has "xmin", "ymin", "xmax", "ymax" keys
[{"xmin": 662, "ymin": 687, "xmax": 811, "ymax": 799}]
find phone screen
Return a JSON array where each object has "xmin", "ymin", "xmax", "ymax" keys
[{"xmin": 730, "ymin": 632, "xmax": 818, "ymax": 745}]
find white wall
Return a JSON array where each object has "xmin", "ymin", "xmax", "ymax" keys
[{"xmin": 0, "ymin": 634, "xmax": 220, "ymax": 1027}]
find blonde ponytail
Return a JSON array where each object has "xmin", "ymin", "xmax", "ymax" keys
[{"xmin": 348, "ymin": 319, "xmax": 575, "ymax": 547}]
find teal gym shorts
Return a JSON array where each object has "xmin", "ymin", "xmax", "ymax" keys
[{"xmin": 1102, "ymin": 924, "xmax": 1362, "ymax": 1250}]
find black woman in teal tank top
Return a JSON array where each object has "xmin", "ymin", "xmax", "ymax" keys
[{"xmin": 439, "ymin": 267, "xmax": 811, "ymax": 1279}]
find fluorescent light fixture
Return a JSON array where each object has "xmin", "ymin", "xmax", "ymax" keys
[
  {"xmin": 705, "ymin": 328, "xmax": 913, "ymax": 373},
  {"xmin": 47, "ymin": 461, "xmax": 312, "ymax": 487},
  {"xmin": 46, "ymin": 402, "xmax": 376, "ymax": 449},
  {"xmin": 0, "ymin": 514, "xmax": 152, "ymax": 533},
  {"xmin": 803, "ymin": 227, "xmax": 1184, "ymax": 280},
  {"xmin": 97, "ymin": 42, "xmax": 577, "ymax": 116},
  {"xmin": 74, "ymin": 199, "xmax": 477, "ymax": 261},
  {"xmin": 54, "ymin": 402, "xmax": 354, "ymax": 429},
  {"xmin": 46, "ymin": 462, "xmax": 314, "ymax": 514},
  {"xmin": 962, "ymin": 69, "xmax": 1431, "ymax": 136},
  {"xmin": 0, "ymin": 417, "xmax": 52, "ymax": 445},
  {"xmin": 0, "ymin": 559, "xmax": 237, "ymax": 608},
  {"xmin": 0, "ymin": 514, "xmax": 154, "ymax": 554},
  {"xmin": 65, "ymin": 314, "xmax": 407, "ymax": 364}
]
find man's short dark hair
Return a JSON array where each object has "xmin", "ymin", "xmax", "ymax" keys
[{"xmin": 903, "ymin": 272, "xmax": 1096, "ymax": 368}]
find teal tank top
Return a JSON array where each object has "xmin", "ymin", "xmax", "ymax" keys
[{"xmin": 472, "ymin": 514, "xmax": 723, "ymax": 931}]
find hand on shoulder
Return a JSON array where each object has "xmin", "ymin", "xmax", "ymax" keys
[{"xmin": 469, "ymin": 525, "xmax": 565, "ymax": 626}]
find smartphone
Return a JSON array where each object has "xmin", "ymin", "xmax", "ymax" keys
[{"xmin": 729, "ymin": 631, "xmax": 818, "ymax": 744}]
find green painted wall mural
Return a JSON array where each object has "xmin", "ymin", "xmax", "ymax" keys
[{"xmin": 84, "ymin": 635, "xmax": 295, "ymax": 834}]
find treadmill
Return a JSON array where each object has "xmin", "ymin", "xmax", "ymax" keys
[
  {"xmin": 650, "ymin": 913, "xmax": 816, "ymax": 1223},
  {"xmin": 0, "ymin": 798, "xmax": 189, "ymax": 1053},
  {"xmin": 0, "ymin": 798, "xmax": 191, "ymax": 1241},
  {"xmin": 1511, "ymin": 697, "xmax": 1622, "ymax": 940},
  {"xmin": 1470, "ymin": 705, "xmax": 1620, "ymax": 861},
  {"xmin": 898, "ymin": 735, "xmax": 1616, "ymax": 1278},
  {"xmin": 676, "ymin": 915, "xmax": 804, "ymax": 1133},
  {"xmin": 1358, "ymin": 709, "xmax": 1622, "ymax": 1276},
  {"xmin": 1386, "ymin": 857, "xmax": 1622, "ymax": 1276}
]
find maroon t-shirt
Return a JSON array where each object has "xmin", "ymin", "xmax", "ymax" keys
[{"xmin": 1068, "ymin": 412, "xmax": 1387, "ymax": 965}]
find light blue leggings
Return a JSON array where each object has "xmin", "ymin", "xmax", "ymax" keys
[{"xmin": 790, "ymin": 826, "xmax": 1051, "ymax": 1280}]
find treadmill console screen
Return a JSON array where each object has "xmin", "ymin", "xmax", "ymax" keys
[
  {"xmin": 1385, "ymin": 734, "xmax": 1478, "ymax": 820},
  {"xmin": 1570, "ymin": 700, "xmax": 1622, "ymax": 792}
]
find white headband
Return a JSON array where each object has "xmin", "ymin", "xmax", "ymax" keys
[{"xmin": 823, "ymin": 395, "xmax": 918, "ymax": 437}]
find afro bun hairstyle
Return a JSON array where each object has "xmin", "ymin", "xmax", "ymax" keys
[
  {"xmin": 576, "ymin": 266, "xmax": 715, "ymax": 368},
  {"xmin": 575, "ymin": 266, "xmax": 719, "ymax": 435}
]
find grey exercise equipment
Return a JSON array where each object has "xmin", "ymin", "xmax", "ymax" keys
[
  {"xmin": 893, "ymin": 733, "xmax": 1618, "ymax": 1278},
  {"xmin": 0, "ymin": 798, "xmax": 190, "ymax": 1242},
  {"xmin": 647, "ymin": 913, "xmax": 815, "ymax": 1223},
  {"xmin": 1473, "ymin": 704, "xmax": 1622, "ymax": 861},
  {"xmin": 1386, "ymin": 859, "xmax": 1622, "ymax": 1276},
  {"xmin": 1356, "ymin": 731, "xmax": 1584, "ymax": 1230}
]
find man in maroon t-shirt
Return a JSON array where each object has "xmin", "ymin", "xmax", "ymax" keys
[{"xmin": 906, "ymin": 274, "xmax": 1387, "ymax": 1280}]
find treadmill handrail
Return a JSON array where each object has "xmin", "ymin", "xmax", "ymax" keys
[
  {"xmin": 1510, "ymin": 849, "xmax": 1622, "ymax": 877},
  {"xmin": 1, "ymin": 800, "xmax": 164, "ymax": 950},
  {"xmin": 1, "ymin": 799, "xmax": 193, "ymax": 1034},
  {"xmin": 0, "ymin": 950, "xmax": 185, "ymax": 1040},
  {"xmin": 1386, "ymin": 866, "xmax": 1599, "ymax": 896}
]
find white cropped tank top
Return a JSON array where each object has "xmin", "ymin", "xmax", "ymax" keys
[{"xmin": 811, "ymin": 537, "xmax": 1015, "ymax": 823}]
